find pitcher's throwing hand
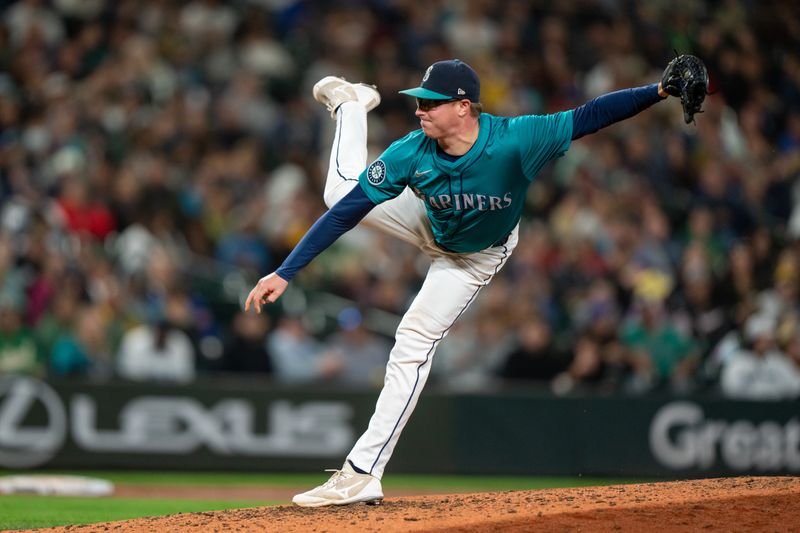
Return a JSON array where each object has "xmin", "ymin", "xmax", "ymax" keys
[{"xmin": 244, "ymin": 273, "xmax": 288, "ymax": 313}]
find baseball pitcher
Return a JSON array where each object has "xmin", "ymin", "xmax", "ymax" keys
[{"xmin": 245, "ymin": 57, "xmax": 707, "ymax": 506}]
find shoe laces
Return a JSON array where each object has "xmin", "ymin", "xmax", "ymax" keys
[{"xmin": 322, "ymin": 468, "xmax": 353, "ymax": 489}]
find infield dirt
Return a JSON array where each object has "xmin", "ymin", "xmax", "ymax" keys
[{"xmin": 20, "ymin": 476, "xmax": 800, "ymax": 532}]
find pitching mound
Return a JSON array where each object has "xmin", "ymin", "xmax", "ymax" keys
[{"xmin": 25, "ymin": 476, "xmax": 800, "ymax": 532}]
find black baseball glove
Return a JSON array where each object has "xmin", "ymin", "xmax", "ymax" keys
[{"xmin": 661, "ymin": 54, "xmax": 709, "ymax": 124}]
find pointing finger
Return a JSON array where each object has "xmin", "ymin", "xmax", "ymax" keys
[{"xmin": 245, "ymin": 285, "xmax": 262, "ymax": 313}]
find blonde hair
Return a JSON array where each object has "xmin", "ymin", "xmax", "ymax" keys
[{"xmin": 470, "ymin": 102, "xmax": 483, "ymax": 117}]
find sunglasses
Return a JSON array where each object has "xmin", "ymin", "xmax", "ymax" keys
[{"xmin": 416, "ymin": 98, "xmax": 460, "ymax": 111}]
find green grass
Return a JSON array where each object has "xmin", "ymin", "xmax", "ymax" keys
[
  {"xmin": 0, "ymin": 471, "xmax": 650, "ymax": 530},
  {"xmin": 3, "ymin": 470, "xmax": 645, "ymax": 490},
  {"xmin": 0, "ymin": 495, "xmax": 269, "ymax": 531},
  {"xmin": 8, "ymin": 470, "xmax": 331, "ymax": 486}
]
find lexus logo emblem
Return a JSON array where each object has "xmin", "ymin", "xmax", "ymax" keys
[{"xmin": 0, "ymin": 377, "xmax": 66, "ymax": 468}]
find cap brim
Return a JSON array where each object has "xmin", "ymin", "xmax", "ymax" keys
[{"xmin": 398, "ymin": 87, "xmax": 452, "ymax": 99}]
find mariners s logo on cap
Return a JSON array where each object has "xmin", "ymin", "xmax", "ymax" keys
[
  {"xmin": 398, "ymin": 59, "xmax": 480, "ymax": 102},
  {"xmin": 367, "ymin": 160, "xmax": 386, "ymax": 185}
]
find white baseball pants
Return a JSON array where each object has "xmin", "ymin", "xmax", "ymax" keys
[{"xmin": 324, "ymin": 102, "xmax": 518, "ymax": 479}]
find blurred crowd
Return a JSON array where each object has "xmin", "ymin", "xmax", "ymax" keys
[{"xmin": 1, "ymin": 0, "xmax": 799, "ymax": 400}]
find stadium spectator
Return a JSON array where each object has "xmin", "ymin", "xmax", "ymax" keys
[
  {"xmin": 0, "ymin": 291, "xmax": 40, "ymax": 375},
  {"xmin": 715, "ymin": 243, "xmax": 759, "ymax": 317},
  {"xmin": 267, "ymin": 314, "xmax": 342, "ymax": 384},
  {"xmin": 720, "ymin": 314, "xmax": 800, "ymax": 400},
  {"xmin": 4, "ymin": 0, "xmax": 65, "ymax": 49},
  {"xmin": 552, "ymin": 292, "xmax": 630, "ymax": 395},
  {"xmin": 34, "ymin": 290, "xmax": 79, "ymax": 362},
  {"xmin": 221, "ymin": 309, "xmax": 273, "ymax": 375},
  {"xmin": 324, "ymin": 307, "xmax": 391, "ymax": 387},
  {"xmin": 54, "ymin": 175, "xmax": 116, "ymax": 240},
  {"xmin": 116, "ymin": 311, "xmax": 196, "ymax": 384},
  {"xmin": 498, "ymin": 315, "xmax": 569, "ymax": 384},
  {"xmin": 756, "ymin": 249, "xmax": 800, "ymax": 322},
  {"xmin": 620, "ymin": 270, "xmax": 700, "ymax": 393},
  {"xmin": 49, "ymin": 304, "xmax": 113, "ymax": 380},
  {"xmin": 670, "ymin": 242, "xmax": 731, "ymax": 357},
  {"xmin": 433, "ymin": 301, "xmax": 516, "ymax": 391}
]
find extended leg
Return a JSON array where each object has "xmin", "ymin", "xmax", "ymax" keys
[
  {"xmin": 292, "ymin": 239, "xmax": 516, "ymax": 506},
  {"xmin": 346, "ymin": 234, "xmax": 517, "ymax": 479}
]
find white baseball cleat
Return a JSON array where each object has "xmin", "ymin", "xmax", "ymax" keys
[
  {"xmin": 313, "ymin": 76, "xmax": 381, "ymax": 118},
  {"xmin": 292, "ymin": 462, "xmax": 383, "ymax": 507},
  {"xmin": 352, "ymin": 82, "xmax": 381, "ymax": 112}
]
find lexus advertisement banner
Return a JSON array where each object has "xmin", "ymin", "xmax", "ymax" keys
[{"xmin": 0, "ymin": 376, "xmax": 797, "ymax": 476}]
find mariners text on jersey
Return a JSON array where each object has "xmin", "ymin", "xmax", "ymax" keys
[
  {"xmin": 359, "ymin": 111, "xmax": 573, "ymax": 253},
  {"xmin": 410, "ymin": 187, "xmax": 513, "ymax": 212}
]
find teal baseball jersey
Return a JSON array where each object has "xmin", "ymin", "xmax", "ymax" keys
[{"xmin": 359, "ymin": 111, "xmax": 573, "ymax": 253}]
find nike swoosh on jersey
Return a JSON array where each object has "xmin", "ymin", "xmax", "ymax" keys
[{"xmin": 414, "ymin": 169, "xmax": 433, "ymax": 176}]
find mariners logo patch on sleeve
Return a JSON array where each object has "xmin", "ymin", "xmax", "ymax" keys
[{"xmin": 367, "ymin": 160, "xmax": 386, "ymax": 185}]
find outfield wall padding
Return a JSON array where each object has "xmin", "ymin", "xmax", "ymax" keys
[{"xmin": 0, "ymin": 376, "xmax": 797, "ymax": 476}]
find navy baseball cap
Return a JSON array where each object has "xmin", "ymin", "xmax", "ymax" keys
[{"xmin": 399, "ymin": 59, "xmax": 480, "ymax": 102}]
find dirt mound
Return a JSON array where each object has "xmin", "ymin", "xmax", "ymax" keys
[{"xmin": 23, "ymin": 477, "xmax": 800, "ymax": 532}]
